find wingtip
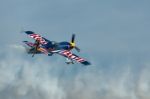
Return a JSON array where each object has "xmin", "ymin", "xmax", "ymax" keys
[
  {"xmin": 82, "ymin": 61, "xmax": 91, "ymax": 66},
  {"xmin": 24, "ymin": 31, "xmax": 34, "ymax": 34},
  {"xmin": 22, "ymin": 41, "xmax": 28, "ymax": 42}
]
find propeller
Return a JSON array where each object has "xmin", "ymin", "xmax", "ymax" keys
[
  {"xmin": 70, "ymin": 34, "xmax": 80, "ymax": 52},
  {"xmin": 75, "ymin": 46, "xmax": 80, "ymax": 52},
  {"xmin": 71, "ymin": 34, "xmax": 75, "ymax": 43}
]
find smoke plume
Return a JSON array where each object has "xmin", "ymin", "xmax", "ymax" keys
[{"xmin": 0, "ymin": 45, "xmax": 150, "ymax": 99}]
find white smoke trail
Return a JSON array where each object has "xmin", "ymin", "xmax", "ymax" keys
[
  {"xmin": 0, "ymin": 45, "xmax": 66, "ymax": 99},
  {"xmin": 0, "ymin": 44, "xmax": 150, "ymax": 99}
]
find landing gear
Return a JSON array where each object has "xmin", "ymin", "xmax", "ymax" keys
[
  {"xmin": 65, "ymin": 61, "xmax": 74, "ymax": 64},
  {"xmin": 48, "ymin": 52, "xmax": 53, "ymax": 56},
  {"xmin": 65, "ymin": 58, "xmax": 74, "ymax": 65}
]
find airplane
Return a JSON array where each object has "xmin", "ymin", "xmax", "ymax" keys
[{"xmin": 22, "ymin": 31, "xmax": 91, "ymax": 65}]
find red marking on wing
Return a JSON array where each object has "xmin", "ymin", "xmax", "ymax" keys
[
  {"xmin": 23, "ymin": 41, "xmax": 35, "ymax": 47},
  {"xmin": 59, "ymin": 50, "xmax": 85, "ymax": 63},
  {"xmin": 29, "ymin": 34, "xmax": 47, "ymax": 45}
]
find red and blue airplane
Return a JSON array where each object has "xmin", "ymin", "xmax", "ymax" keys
[{"xmin": 23, "ymin": 31, "xmax": 91, "ymax": 65}]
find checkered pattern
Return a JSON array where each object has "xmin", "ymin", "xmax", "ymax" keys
[
  {"xmin": 23, "ymin": 41, "xmax": 34, "ymax": 47},
  {"xmin": 59, "ymin": 50, "xmax": 85, "ymax": 63},
  {"xmin": 29, "ymin": 34, "xmax": 48, "ymax": 45}
]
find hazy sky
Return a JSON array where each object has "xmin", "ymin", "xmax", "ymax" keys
[
  {"xmin": 0, "ymin": 0, "xmax": 150, "ymax": 99},
  {"xmin": 0, "ymin": 0, "xmax": 150, "ymax": 52}
]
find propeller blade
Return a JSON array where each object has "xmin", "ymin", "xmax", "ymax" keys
[
  {"xmin": 71, "ymin": 34, "xmax": 75, "ymax": 43},
  {"xmin": 75, "ymin": 46, "xmax": 80, "ymax": 52}
]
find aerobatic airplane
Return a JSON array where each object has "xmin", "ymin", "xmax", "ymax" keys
[{"xmin": 23, "ymin": 31, "xmax": 91, "ymax": 65}]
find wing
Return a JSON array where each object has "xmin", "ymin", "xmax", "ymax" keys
[
  {"xmin": 58, "ymin": 50, "xmax": 91, "ymax": 65},
  {"xmin": 24, "ymin": 31, "xmax": 49, "ymax": 45}
]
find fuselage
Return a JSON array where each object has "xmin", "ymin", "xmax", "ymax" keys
[
  {"xmin": 57, "ymin": 42, "xmax": 73, "ymax": 50},
  {"xmin": 44, "ymin": 41, "xmax": 73, "ymax": 51}
]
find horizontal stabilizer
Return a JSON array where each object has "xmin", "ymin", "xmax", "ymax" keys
[{"xmin": 23, "ymin": 41, "xmax": 34, "ymax": 47}]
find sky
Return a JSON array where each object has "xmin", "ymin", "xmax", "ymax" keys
[{"xmin": 0, "ymin": 0, "xmax": 150, "ymax": 99}]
